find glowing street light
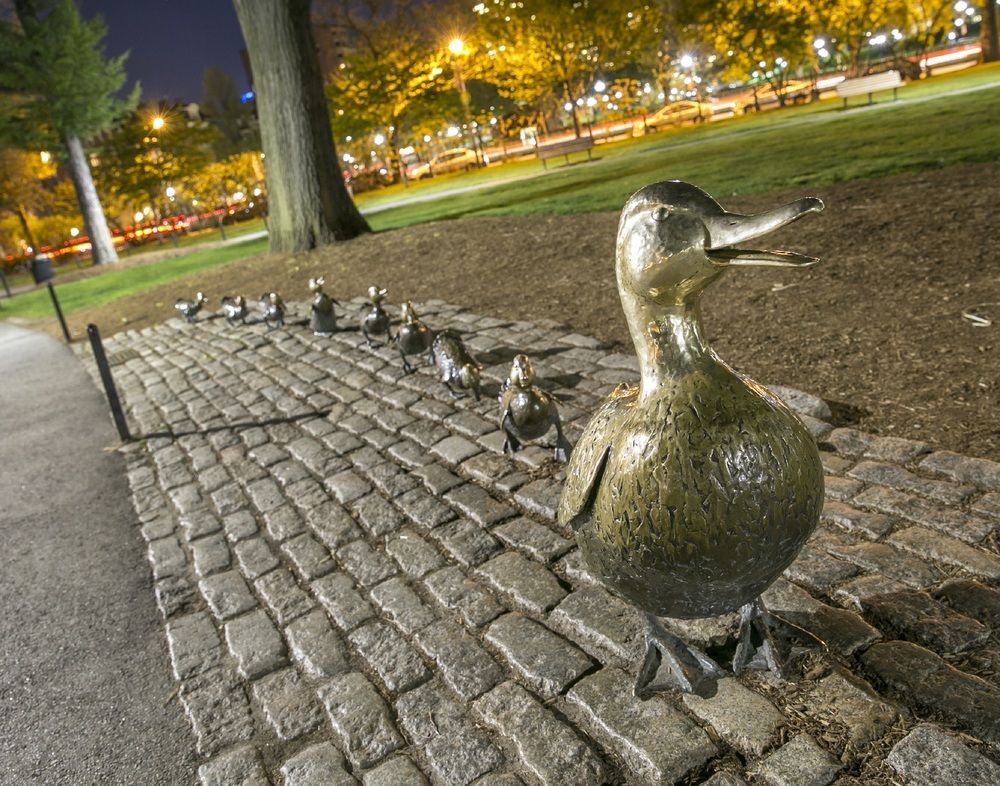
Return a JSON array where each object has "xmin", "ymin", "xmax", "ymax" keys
[
  {"xmin": 39, "ymin": 150, "xmax": 51, "ymax": 163},
  {"xmin": 448, "ymin": 37, "xmax": 465, "ymax": 55},
  {"xmin": 151, "ymin": 116, "xmax": 165, "ymax": 131},
  {"xmin": 165, "ymin": 186, "xmax": 176, "ymax": 198},
  {"xmin": 679, "ymin": 54, "xmax": 694, "ymax": 69},
  {"xmin": 70, "ymin": 227, "xmax": 79, "ymax": 237},
  {"xmin": 232, "ymin": 191, "xmax": 245, "ymax": 202},
  {"xmin": 373, "ymin": 133, "xmax": 385, "ymax": 145},
  {"xmin": 134, "ymin": 211, "xmax": 144, "ymax": 222},
  {"xmin": 593, "ymin": 79, "xmax": 606, "ymax": 92}
]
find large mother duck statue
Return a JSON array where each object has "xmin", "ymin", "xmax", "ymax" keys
[{"xmin": 558, "ymin": 180, "xmax": 826, "ymax": 697}]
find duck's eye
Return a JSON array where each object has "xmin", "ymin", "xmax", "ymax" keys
[{"xmin": 652, "ymin": 207, "xmax": 670, "ymax": 222}]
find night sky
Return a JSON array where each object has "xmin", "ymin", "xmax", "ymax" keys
[{"xmin": 78, "ymin": 0, "xmax": 250, "ymax": 104}]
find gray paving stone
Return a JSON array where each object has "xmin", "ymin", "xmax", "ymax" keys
[
  {"xmin": 864, "ymin": 590, "xmax": 990, "ymax": 654},
  {"xmin": 386, "ymin": 529, "xmax": 445, "ymax": 578},
  {"xmin": 822, "ymin": 538, "xmax": 939, "ymax": 589},
  {"xmin": 212, "ymin": 484, "xmax": 250, "ymax": 517},
  {"xmin": 567, "ymin": 667, "xmax": 716, "ymax": 783},
  {"xmin": 889, "ymin": 526, "xmax": 1000, "ymax": 580},
  {"xmin": 312, "ymin": 572, "xmax": 375, "ymax": 631},
  {"xmin": 761, "ymin": 579, "xmax": 880, "ymax": 656},
  {"xmin": 366, "ymin": 460, "xmax": 420, "ymax": 498},
  {"xmin": 398, "ymin": 486, "xmax": 457, "ymax": 529},
  {"xmin": 285, "ymin": 607, "xmax": 350, "ymax": 678},
  {"xmin": 318, "ymin": 672, "xmax": 404, "ymax": 769},
  {"xmin": 415, "ymin": 620, "xmax": 504, "ymax": 700},
  {"xmin": 362, "ymin": 756, "xmax": 429, "ymax": 786},
  {"xmin": 306, "ymin": 501, "xmax": 363, "ymax": 549},
  {"xmin": 474, "ymin": 681, "xmax": 605, "ymax": 786},
  {"xmin": 493, "ymin": 517, "xmax": 573, "ymax": 562},
  {"xmin": 222, "ymin": 509, "xmax": 258, "ymax": 542},
  {"xmin": 699, "ymin": 773, "xmax": 748, "ymax": 786},
  {"xmin": 433, "ymin": 435, "xmax": 483, "ymax": 465},
  {"xmin": 784, "ymin": 542, "xmax": 860, "ymax": 593},
  {"xmin": 155, "ymin": 575, "xmax": 199, "ymax": 618},
  {"xmin": 833, "ymin": 574, "xmax": 909, "ymax": 609},
  {"xmin": 478, "ymin": 551, "xmax": 567, "ymax": 613},
  {"xmin": 246, "ymin": 477, "xmax": 285, "ymax": 513},
  {"xmin": 198, "ymin": 744, "xmax": 269, "ymax": 786},
  {"xmin": 166, "ymin": 611, "xmax": 223, "ymax": 680},
  {"xmin": 823, "ymin": 427, "xmax": 875, "ymax": 457},
  {"xmin": 886, "ymin": 723, "xmax": 1000, "ymax": 785},
  {"xmin": 352, "ymin": 492, "xmax": 405, "ymax": 537},
  {"xmin": 180, "ymin": 667, "xmax": 255, "ymax": 756},
  {"xmin": 232, "ymin": 538, "xmax": 279, "ymax": 580},
  {"xmin": 148, "ymin": 536, "xmax": 187, "ymax": 580},
  {"xmin": 819, "ymin": 475, "xmax": 863, "ymax": 501},
  {"xmin": 413, "ymin": 462, "xmax": 465, "ymax": 495},
  {"xmin": 424, "ymin": 722, "xmax": 504, "ymax": 786},
  {"xmin": 682, "ymin": 678, "xmax": 785, "ymax": 757},
  {"xmin": 801, "ymin": 671, "xmax": 900, "ymax": 746},
  {"xmin": 485, "ymin": 613, "xmax": 592, "ymax": 698},
  {"xmin": 424, "ymin": 566, "xmax": 504, "ymax": 628},
  {"xmin": 444, "ymin": 484, "xmax": 517, "ymax": 527},
  {"xmin": 848, "ymin": 460, "xmax": 974, "ymax": 504},
  {"xmin": 934, "ymin": 578, "xmax": 1000, "ymax": 627},
  {"xmin": 548, "ymin": 586, "xmax": 644, "ymax": 663},
  {"xmin": 326, "ymin": 469, "xmax": 372, "ymax": 505},
  {"xmin": 433, "ymin": 518, "xmax": 502, "ymax": 567},
  {"xmin": 862, "ymin": 640, "xmax": 1000, "ymax": 744},
  {"xmin": 513, "ymin": 479, "xmax": 562, "ymax": 522},
  {"xmin": 254, "ymin": 568, "xmax": 315, "ymax": 625},
  {"xmin": 224, "ymin": 609, "xmax": 287, "ymax": 680},
  {"xmin": 752, "ymin": 734, "xmax": 841, "ymax": 786},
  {"xmin": 862, "ymin": 435, "xmax": 930, "ymax": 464},
  {"xmin": 854, "ymin": 485, "xmax": 994, "ymax": 544},
  {"xmin": 337, "ymin": 539, "xmax": 398, "ymax": 586},
  {"xmin": 371, "ymin": 577, "xmax": 437, "ymax": 634},
  {"xmin": 348, "ymin": 620, "xmax": 430, "ymax": 693},
  {"xmin": 280, "ymin": 742, "xmax": 356, "ymax": 786},
  {"xmin": 251, "ymin": 667, "xmax": 324, "ymax": 741},
  {"xmin": 282, "ymin": 533, "xmax": 336, "ymax": 580},
  {"xmin": 919, "ymin": 451, "xmax": 1000, "ymax": 490},
  {"xmin": 262, "ymin": 504, "xmax": 307, "ymax": 541},
  {"xmin": 820, "ymin": 500, "xmax": 894, "ymax": 539}
]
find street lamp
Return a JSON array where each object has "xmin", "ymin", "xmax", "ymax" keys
[
  {"xmin": 447, "ymin": 37, "xmax": 482, "ymax": 166},
  {"xmin": 151, "ymin": 116, "xmax": 165, "ymax": 131}
]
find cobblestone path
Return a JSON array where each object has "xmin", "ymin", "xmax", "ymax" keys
[{"xmin": 85, "ymin": 298, "xmax": 1000, "ymax": 785}]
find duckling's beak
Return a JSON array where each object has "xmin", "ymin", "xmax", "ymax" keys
[{"xmin": 704, "ymin": 197, "xmax": 824, "ymax": 267}]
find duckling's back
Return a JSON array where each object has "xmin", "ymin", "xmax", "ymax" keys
[{"xmin": 559, "ymin": 366, "xmax": 823, "ymax": 618}]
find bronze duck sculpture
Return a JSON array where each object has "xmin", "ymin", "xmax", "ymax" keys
[
  {"xmin": 432, "ymin": 330, "xmax": 482, "ymax": 400},
  {"xmin": 309, "ymin": 277, "xmax": 339, "ymax": 336},
  {"xmin": 558, "ymin": 181, "xmax": 825, "ymax": 696},
  {"xmin": 360, "ymin": 286, "xmax": 391, "ymax": 346},
  {"xmin": 175, "ymin": 292, "xmax": 207, "ymax": 323},
  {"xmin": 395, "ymin": 301, "xmax": 435, "ymax": 373},
  {"xmin": 499, "ymin": 354, "xmax": 571, "ymax": 463},
  {"xmin": 259, "ymin": 292, "xmax": 285, "ymax": 329},
  {"xmin": 220, "ymin": 295, "xmax": 248, "ymax": 325}
]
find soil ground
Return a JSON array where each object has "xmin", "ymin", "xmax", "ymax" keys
[{"xmin": 39, "ymin": 162, "xmax": 1000, "ymax": 461}]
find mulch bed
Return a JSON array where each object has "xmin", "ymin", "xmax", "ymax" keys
[{"xmin": 45, "ymin": 161, "xmax": 1000, "ymax": 461}]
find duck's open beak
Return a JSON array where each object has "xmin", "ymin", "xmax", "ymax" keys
[{"xmin": 704, "ymin": 196, "xmax": 824, "ymax": 267}]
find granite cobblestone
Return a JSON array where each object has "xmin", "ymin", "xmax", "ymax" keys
[{"xmin": 97, "ymin": 302, "xmax": 1000, "ymax": 785}]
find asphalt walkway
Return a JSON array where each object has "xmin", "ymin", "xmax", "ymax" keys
[{"xmin": 0, "ymin": 325, "xmax": 196, "ymax": 785}]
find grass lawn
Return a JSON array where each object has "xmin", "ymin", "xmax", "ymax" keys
[
  {"xmin": 1, "ymin": 236, "xmax": 267, "ymax": 320},
  {"xmin": 3, "ymin": 63, "xmax": 998, "ymax": 321}
]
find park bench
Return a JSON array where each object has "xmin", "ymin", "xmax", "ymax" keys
[
  {"xmin": 836, "ymin": 70, "xmax": 903, "ymax": 109},
  {"xmin": 536, "ymin": 135, "xmax": 595, "ymax": 170}
]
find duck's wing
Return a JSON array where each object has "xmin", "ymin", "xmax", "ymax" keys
[{"xmin": 557, "ymin": 388, "xmax": 633, "ymax": 530}]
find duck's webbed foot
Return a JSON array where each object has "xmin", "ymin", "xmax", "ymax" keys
[
  {"xmin": 731, "ymin": 598, "xmax": 790, "ymax": 679},
  {"xmin": 635, "ymin": 613, "xmax": 724, "ymax": 698}
]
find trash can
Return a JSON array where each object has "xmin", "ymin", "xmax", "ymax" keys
[{"xmin": 30, "ymin": 254, "xmax": 54, "ymax": 284}]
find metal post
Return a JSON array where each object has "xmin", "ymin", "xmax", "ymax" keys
[
  {"xmin": 86, "ymin": 323, "xmax": 131, "ymax": 442},
  {"xmin": 47, "ymin": 282, "xmax": 71, "ymax": 343},
  {"xmin": 0, "ymin": 267, "xmax": 10, "ymax": 298}
]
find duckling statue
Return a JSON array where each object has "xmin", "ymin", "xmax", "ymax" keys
[
  {"xmin": 309, "ymin": 277, "xmax": 339, "ymax": 336},
  {"xmin": 395, "ymin": 301, "xmax": 435, "ymax": 373},
  {"xmin": 360, "ymin": 286, "xmax": 391, "ymax": 347},
  {"xmin": 432, "ymin": 330, "xmax": 482, "ymax": 400},
  {"xmin": 499, "ymin": 354, "xmax": 572, "ymax": 463},
  {"xmin": 558, "ymin": 181, "xmax": 825, "ymax": 696},
  {"xmin": 220, "ymin": 295, "xmax": 248, "ymax": 325},
  {"xmin": 259, "ymin": 292, "xmax": 285, "ymax": 329},
  {"xmin": 175, "ymin": 292, "xmax": 208, "ymax": 323}
]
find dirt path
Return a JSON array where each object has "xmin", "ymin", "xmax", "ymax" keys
[{"xmin": 30, "ymin": 162, "xmax": 1000, "ymax": 461}]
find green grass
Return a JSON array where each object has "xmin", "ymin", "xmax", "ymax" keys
[
  {"xmin": 4, "ymin": 63, "xmax": 998, "ymax": 321},
  {"xmin": 367, "ymin": 65, "xmax": 1000, "ymax": 230},
  {"xmin": 1, "ymin": 236, "xmax": 268, "ymax": 319}
]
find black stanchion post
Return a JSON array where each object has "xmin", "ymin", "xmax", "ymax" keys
[
  {"xmin": 86, "ymin": 323, "xmax": 132, "ymax": 443},
  {"xmin": 47, "ymin": 283, "xmax": 71, "ymax": 343}
]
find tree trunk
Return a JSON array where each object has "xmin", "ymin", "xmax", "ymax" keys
[
  {"xmin": 564, "ymin": 82, "xmax": 581, "ymax": 138},
  {"xmin": 63, "ymin": 134, "xmax": 119, "ymax": 265},
  {"xmin": 232, "ymin": 0, "xmax": 369, "ymax": 253},
  {"xmin": 984, "ymin": 3, "xmax": 1000, "ymax": 63},
  {"xmin": 15, "ymin": 204, "xmax": 39, "ymax": 252}
]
